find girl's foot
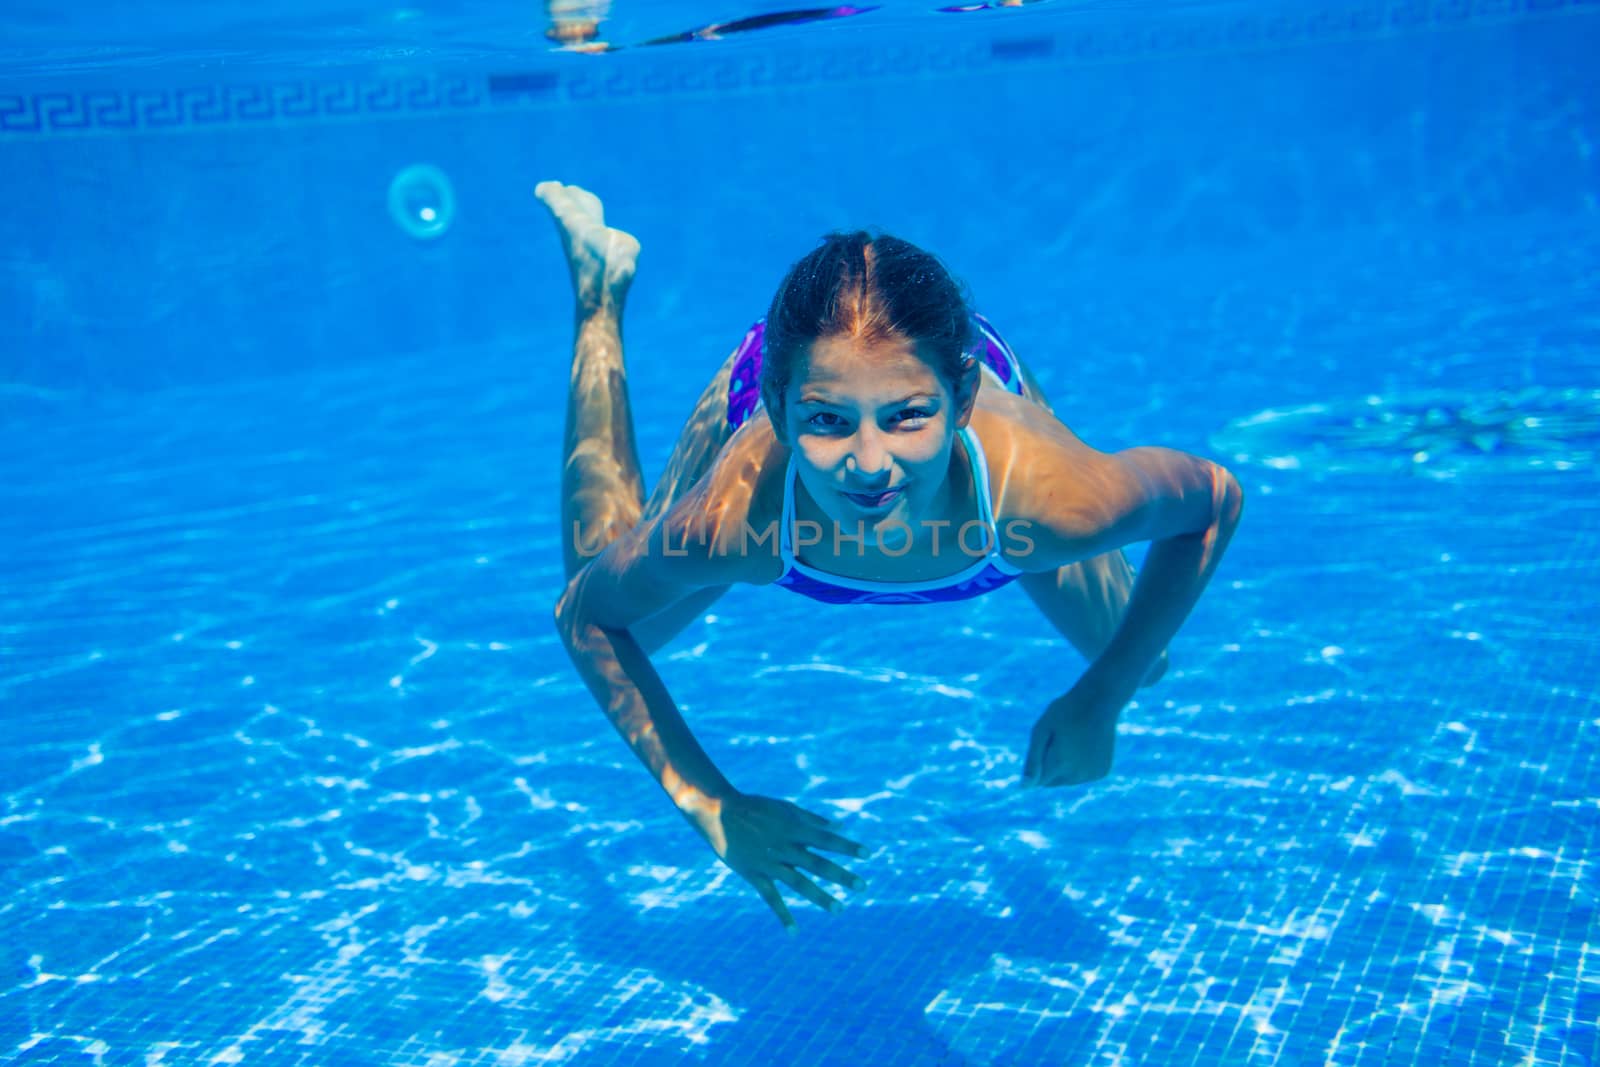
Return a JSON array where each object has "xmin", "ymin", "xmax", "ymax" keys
[{"xmin": 535, "ymin": 180, "xmax": 640, "ymax": 312}]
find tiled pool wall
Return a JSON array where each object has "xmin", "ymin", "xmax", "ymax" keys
[{"xmin": 0, "ymin": 0, "xmax": 1596, "ymax": 394}]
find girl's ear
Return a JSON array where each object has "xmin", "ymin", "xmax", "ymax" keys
[{"xmin": 952, "ymin": 354, "xmax": 981, "ymax": 428}]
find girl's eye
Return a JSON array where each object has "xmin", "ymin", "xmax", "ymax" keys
[
  {"xmin": 807, "ymin": 412, "xmax": 847, "ymax": 429},
  {"xmin": 894, "ymin": 408, "xmax": 933, "ymax": 425}
]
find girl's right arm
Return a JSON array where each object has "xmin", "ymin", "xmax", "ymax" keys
[
  {"xmin": 553, "ymin": 505, "xmax": 739, "ymax": 828},
  {"xmin": 553, "ymin": 489, "xmax": 867, "ymax": 929}
]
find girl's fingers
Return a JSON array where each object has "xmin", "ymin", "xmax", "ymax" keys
[
  {"xmin": 731, "ymin": 798, "xmax": 871, "ymax": 925},
  {"xmin": 799, "ymin": 824, "xmax": 866, "ymax": 858},
  {"xmin": 787, "ymin": 804, "xmax": 832, "ymax": 828},
  {"xmin": 752, "ymin": 876, "xmax": 796, "ymax": 931},
  {"xmin": 751, "ymin": 800, "xmax": 861, "ymax": 856},
  {"xmin": 783, "ymin": 847, "xmax": 863, "ymax": 891},
  {"xmin": 769, "ymin": 863, "xmax": 843, "ymax": 914}
]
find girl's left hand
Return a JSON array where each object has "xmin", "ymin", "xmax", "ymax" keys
[{"xmin": 1021, "ymin": 675, "xmax": 1135, "ymax": 787}]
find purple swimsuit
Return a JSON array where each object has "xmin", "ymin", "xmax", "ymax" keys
[{"xmin": 726, "ymin": 313, "xmax": 1029, "ymax": 605}]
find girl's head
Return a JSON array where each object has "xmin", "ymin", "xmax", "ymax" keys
[
  {"xmin": 760, "ymin": 232, "xmax": 986, "ymax": 537},
  {"xmin": 760, "ymin": 232, "xmax": 978, "ymax": 437}
]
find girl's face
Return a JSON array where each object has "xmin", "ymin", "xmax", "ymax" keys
[{"xmin": 780, "ymin": 332, "xmax": 971, "ymax": 535}]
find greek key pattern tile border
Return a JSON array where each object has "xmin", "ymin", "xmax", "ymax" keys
[
  {"xmin": 2, "ymin": 0, "xmax": 1592, "ymax": 138},
  {"xmin": 0, "ymin": 76, "xmax": 489, "ymax": 136}
]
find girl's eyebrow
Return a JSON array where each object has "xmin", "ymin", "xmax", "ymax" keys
[{"xmin": 798, "ymin": 393, "xmax": 942, "ymax": 408}]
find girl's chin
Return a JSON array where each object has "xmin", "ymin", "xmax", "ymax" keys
[{"xmin": 837, "ymin": 491, "xmax": 911, "ymax": 520}]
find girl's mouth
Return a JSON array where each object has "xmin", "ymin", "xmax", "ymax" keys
[{"xmin": 842, "ymin": 486, "xmax": 904, "ymax": 510}]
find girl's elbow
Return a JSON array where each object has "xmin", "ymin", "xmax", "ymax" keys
[
  {"xmin": 1199, "ymin": 464, "xmax": 1244, "ymax": 552},
  {"xmin": 1173, "ymin": 461, "xmax": 1241, "ymax": 541},
  {"xmin": 553, "ymin": 588, "xmax": 574, "ymax": 644},
  {"xmin": 1165, "ymin": 459, "xmax": 1242, "ymax": 539},
  {"xmin": 1216, "ymin": 465, "xmax": 1244, "ymax": 526},
  {"xmin": 554, "ymin": 566, "xmax": 639, "ymax": 644},
  {"xmin": 553, "ymin": 575, "xmax": 589, "ymax": 642}
]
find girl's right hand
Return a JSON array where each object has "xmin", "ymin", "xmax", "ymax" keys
[{"xmin": 688, "ymin": 791, "xmax": 867, "ymax": 931}]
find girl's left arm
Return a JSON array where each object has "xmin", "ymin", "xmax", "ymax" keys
[
  {"xmin": 1082, "ymin": 447, "xmax": 1243, "ymax": 691},
  {"xmin": 1018, "ymin": 446, "xmax": 1245, "ymax": 787}
]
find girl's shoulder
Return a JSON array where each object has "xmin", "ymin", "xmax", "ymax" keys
[{"xmin": 970, "ymin": 402, "xmax": 1133, "ymax": 549}]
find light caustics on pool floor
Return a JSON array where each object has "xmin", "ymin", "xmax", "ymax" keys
[
  {"xmin": 3, "ymin": 124, "xmax": 1598, "ymax": 1067},
  {"xmin": 2, "ymin": 335, "xmax": 1596, "ymax": 1067}
]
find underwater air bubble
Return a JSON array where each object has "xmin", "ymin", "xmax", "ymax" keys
[{"xmin": 388, "ymin": 163, "xmax": 455, "ymax": 240}]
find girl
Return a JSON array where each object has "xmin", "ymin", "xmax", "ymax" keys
[{"xmin": 542, "ymin": 181, "xmax": 1243, "ymax": 931}]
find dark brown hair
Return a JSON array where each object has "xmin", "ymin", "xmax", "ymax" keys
[{"xmin": 760, "ymin": 231, "xmax": 977, "ymax": 432}]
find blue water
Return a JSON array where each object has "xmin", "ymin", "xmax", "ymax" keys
[{"xmin": 3, "ymin": 3, "xmax": 1599, "ymax": 1064}]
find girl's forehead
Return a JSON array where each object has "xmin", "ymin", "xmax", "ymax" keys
[{"xmin": 797, "ymin": 334, "xmax": 943, "ymax": 387}]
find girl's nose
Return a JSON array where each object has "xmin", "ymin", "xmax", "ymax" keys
[{"xmin": 846, "ymin": 427, "xmax": 891, "ymax": 479}]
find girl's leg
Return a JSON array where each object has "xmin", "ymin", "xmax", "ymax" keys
[
  {"xmin": 539, "ymin": 181, "xmax": 740, "ymax": 651},
  {"xmin": 641, "ymin": 350, "xmax": 739, "ymax": 523},
  {"xmin": 537, "ymin": 182, "xmax": 647, "ymax": 579},
  {"xmin": 619, "ymin": 344, "xmax": 757, "ymax": 651},
  {"xmin": 624, "ymin": 353, "xmax": 741, "ymax": 652}
]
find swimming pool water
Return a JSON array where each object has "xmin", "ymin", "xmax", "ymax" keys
[{"xmin": 3, "ymin": 3, "xmax": 1598, "ymax": 1064}]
